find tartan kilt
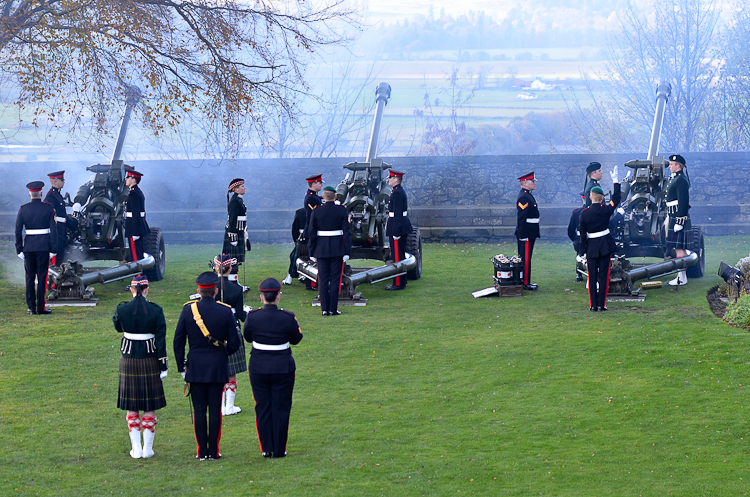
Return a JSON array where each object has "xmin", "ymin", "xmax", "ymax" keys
[
  {"xmin": 296, "ymin": 240, "xmax": 309, "ymax": 259},
  {"xmin": 667, "ymin": 217, "xmax": 692, "ymax": 250},
  {"xmin": 227, "ymin": 327, "xmax": 247, "ymax": 375},
  {"xmin": 222, "ymin": 232, "xmax": 246, "ymax": 264},
  {"xmin": 117, "ymin": 357, "xmax": 166, "ymax": 411}
]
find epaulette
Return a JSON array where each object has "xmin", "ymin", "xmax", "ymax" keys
[
  {"xmin": 247, "ymin": 308, "xmax": 262, "ymax": 315},
  {"xmin": 280, "ymin": 308, "xmax": 296, "ymax": 317},
  {"xmin": 183, "ymin": 299, "xmax": 199, "ymax": 306},
  {"xmin": 217, "ymin": 301, "xmax": 232, "ymax": 309}
]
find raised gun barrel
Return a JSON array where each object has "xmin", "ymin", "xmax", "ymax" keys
[
  {"xmin": 111, "ymin": 85, "xmax": 142, "ymax": 163},
  {"xmin": 365, "ymin": 83, "xmax": 392, "ymax": 163},
  {"xmin": 646, "ymin": 81, "xmax": 671, "ymax": 161}
]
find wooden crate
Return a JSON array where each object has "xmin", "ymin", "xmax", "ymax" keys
[{"xmin": 493, "ymin": 283, "xmax": 523, "ymax": 297}]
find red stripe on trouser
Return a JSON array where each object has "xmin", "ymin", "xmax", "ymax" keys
[
  {"xmin": 254, "ymin": 398, "xmax": 264, "ymax": 452},
  {"xmin": 130, "ymin": 237, "xmax": 138, "ymax": 262},
  {"xmin": 394, "ymin": 238, "xmax": 401, "ymax": 287},
  {"xmin": 603, "ymin": 257, "xmax": 612, "ymax": 305},
  {"xmin": 524, "ymin": 241, "xmax": 530, "ymax": 285},
  {"xmin": 43, "ymin": 256, "xmax": 49, "ymax": 308},
  {"xmin": 193, "ymin": 409, "xmax": 200, "ymax": 458},
  {"xmin": 216, "ymin": 411, "xmax": 222, "ymax": 455},
  {"xmin": 586, "ymin": 260, "xmax": 593, "ymax": 307},
  {"xmin": 338, "ymin": 260, "xmax": 345, "ymax": 296}
]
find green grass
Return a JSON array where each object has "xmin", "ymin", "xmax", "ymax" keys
[{"xmin": 1, "ymin": 237, "xmax": 749, "ymax": 496}]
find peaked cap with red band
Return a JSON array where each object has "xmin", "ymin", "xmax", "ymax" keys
[
  {"xmin": 228, "ymin": 178, "xmax": 244, "ymax": 191},
  {"xmin": 47, "ymin": 171, "xmax": 65, "ymax": 180},
  {"xmin": 517, "ymin": 171, "xmax": 536, "ymax": 182},
  {"xmin": 388, "ymin": 169, "xmax": 405, "ymax": 178},
  {"xmin": 259, "ymin": 277, "xmax": 282, "ymax": 292},
  {"xmin": 195, "ymin": 271, "xmax": 219, "ymax": 289},
  {"xmin": 306, "ymin": 174, "xmax": 323, "ymax": 184},
  {"xmin": 26, "ymin": 181, "xmax": 45, "ymax": 192},
  {"xmin": 126, "ymin": 169, "xmax": 144, "ymax": 178}
]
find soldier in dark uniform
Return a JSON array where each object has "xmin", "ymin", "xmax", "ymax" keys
[
  {"xmin": 222, "ymin": 178, "xmax": 251, "ymax": 286},
  {"xmin": 173, "ymin": 272, "xmax": 241, "ymax": 460},
  {"xmin": 567, "ymin": 191, "xmax": 586, "ymax": 282},
  {"xmin": 214, "ymin": 254, "xmax": 249, "ymax": 416},
  {"xmin": 385, "ymin": 169, "xmax": 413, "ymax": 291},
  {"xmin": 578, "ymin": 166, "xmax": 621, "ymax": 311},
  {"xmin": 243, "ymin": 278, "xmax": 304, "ymax": 458},
  {"xmin": 583, "ymin": 162, "xmax": 603, "ymax": 207},
  {"xmin": 300, "ymin": 174, "xmax": 323, "ymax": 290},
  {"xmin": 515, "ymin": 172, "xmax": 540, "ymax": 291},
  {"xmin": 44, "ymin": 171, "xmax": 76, "ymax": 265},
  {"xmin": 283, "ymin": 207, "xmax": 306, "ymax": 285},
  {"xmin": 15, "ymin": 181, "xmax": 57, "ymax": 315},
  {"xmin": 113, "ymin": 274, "xmax": 168, "ymax": 459},
  {"xmin": 124, "ymin": 169, "xmax": 150, "ymax": 262},
  {"xmin": 308, "ymin": 186, "xmax": 352, "ymax": 315},
  {"xmin": 665, "ymin": 154, "xmax": 692, "ymax": 286}
]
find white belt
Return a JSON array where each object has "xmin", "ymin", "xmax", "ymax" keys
[
  {"xmin": 666, "ymin": 200, "xmax": 678, "ymax": 207},
  {"xmin": 124, "ymin": 333, "xmax": 155, "ymax": 340},
  {"xmin": 526, "ymin": 218, "xmax": 540, "ymax": 224},
  {"xmin": 237, "ymin": 216, "xmax": 247, "ymax": 221},
  {"xmin": 25, "ymin": 229, "xmax": 50, "ymax": 235},
  {"xmin": 55, "ymin": 216, "xmax": 66, "ymax": 223},
  {"xmin": 125, "ymin": 212, "xmax": 145, "ymax": 218},
  {"xmin": 252, "ymin": 341, "xmax": 290, "ymax": 351},
  {"xmin": 588, "ymin": 229, "xmax": 610, "ymax": 239},
  {"xmin": 388, "ymin": 211, "xmax": 408, "ymax": 217},
  {"xmin": 318, "ymin": 230, "xmax": 343, "ymax": 236}
]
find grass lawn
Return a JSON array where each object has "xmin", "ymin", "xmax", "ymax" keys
[{"xmin": 1, "ymin": 237, "xmax": 749, "ymax": 496}]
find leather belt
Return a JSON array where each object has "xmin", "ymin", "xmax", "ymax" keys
[
  {"xmin": 55, "ymin": 216, "xmax": 66, "ymax": 223},
  {"xmin": 126, "ymin": 212, "xmax": 146, "ymax": 218},
  {"xmin": 588, "ymin": 229, "xmax": 610, "ymax": 238},
  {"xmin": 252, "ymin": 342, "xmax": 290, "ymax": 351},
  {"xmin": 317, "ymin": 230, "xmax": 343, "ymax": 236},
  {"xmin": 388, "ymin": 211, "xmax": 408, "ymax": 217},
  {"xmin": 237, "ymin": 216, "xmax": 247, "ymax": 221},
  {"xmin": 526, "ymin": 218, "xmax": 540, "ymax": 223},
  {"xmin": 25, "ymin": 229, "xmax": 50, "ymax": 235},
  {"xmin": 124, "ymin": 333, "xmax": 155, "ymax": 340}
]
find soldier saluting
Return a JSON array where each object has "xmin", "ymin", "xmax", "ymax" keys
[
  {"xmin": 583, "ymin": 162, "xmax": 603, "ymax": 208},
  {"xmin": 385, "ymin": 169, "xmax": 412, "ymax": 291},
  {"xmin": 15, "ymin": 181, "xmax": 57, "ymax": 315},
  {"xmin": 44, "ymin": 171, "xmax": 76, "ymax": 266},
  {"xmin": 515, "ymin": 172, "xmax": 539, "ymax": 291},
  {"xmin": 124, "ymin": 169, "xmax": 149, "ymax": 262}
]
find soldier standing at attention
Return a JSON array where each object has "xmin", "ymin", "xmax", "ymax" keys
[
  {"xmin": 15, "ymin": 181, "xmax": 57, "ymax": 315},
  {"xmin": 174, "ymin": 272, "xmax": 240, "ymax": 460},
  {"xmin": 665, "ymin": 154, "xmax": 692, "ymax": 287},
  {"xmin": 385, "ymin": 169, "xmax": 412, "ymax": 291},
  {"xmin": 308, "ymin": 186, "xmax": 352, "ymax": 315},
  {"xmin": 223, "ymin": 178, "xmax": 251, "ymax": 286},
  {"xmin": 578, "ymin": 167, "xmax": 621, "ymax": 311},
  {"xmin": 124, "ymin": 169, "xmax": 150, "ymax": 262},
  {"xmin": 583, "ymin": 162, "xmax": 603, "ymax": 207},
  {"xmin": 567, "ymin": 191, "xmax": 586, "ymax": 282},
  {"xmin": 44, "ymin": 171, "xmax": 76, "ymax": 265},
  {"xmin": 515, "ymin": 172, "xmax": 539, "ymax": 291},
  {"xmin": 283, "ymin": 207, "xmax": 306, "ymax": 285},
  {"xmin": 113, "ymin": 275, "xmax": 168, "ymax": 459},
  {"xmin": 300, "ymin": 174, "xmax": 323, "ymax": 290},
  {"xmin": 214, "ymin": 254, "xmax": 249, "ymax": 416},
  {"xmin": 243, "ymin": 278, "xmax": 304, "ymax": 458}
]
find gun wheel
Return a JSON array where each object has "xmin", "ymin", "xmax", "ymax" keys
[
  {"xmin": 406, "ymin": 226, "xmax": 422, "ymax": 280},
  {"xmin": 686, "ymin": 225, "xmax": 705, "ymax": 278},
  {"xmin": 144, "ymin": 227, "xmax": 166, "ymax": 281}
]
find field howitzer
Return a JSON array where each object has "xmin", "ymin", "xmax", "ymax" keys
[
  {"xmin": 601, "ymin": 80, "xmax": 705, "ymax": 297},
  {"xmin": 47, "ymin": 86, "xmax": 165, "ymax": 304},
  {"xmin": 297, "ymin": 82, "xmax": 423, "ymax": 304}
]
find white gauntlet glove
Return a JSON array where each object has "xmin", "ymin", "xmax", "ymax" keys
[
  {"xmin": 160, "ymin": 370, "xmax": 168, "ymax": 379},
  {"xmin": 181, "ymin": 372, "xmax": 186, "ymax": 380},
  {"xmin": 674, "ymin": 223, "xmax": 683, "ymax": 232},
  {"xmin": 310, "ymin": 256, "xmax": 317, "ymax": 263},
  {"xmin": 72, "ymin": 202, "xmax": 82, "ymax": 213},
  {"xmin": 243, "ymin": 305, "xmax": 251, "ymax": 313},
  {"xmin": 18, "ymin": 253, "xmax": 25, "ymax": 260},
  {"xmin": 609, "ymin": 165, "xmax": 619, "ymax": 183},
  {"xmin": 343, "ymin": 255, "xmax": 349, "ymax": 262},
  {"xmin": 576, "ymin": 254, "xmax": 585, "ymax": 263},
  {"xmin": 49, "ymin": 253, "xmax": 56, "ymax": 259},
  {"xmin": 131, "ymin": 235, "xmax": 140, "ymax": 241}
]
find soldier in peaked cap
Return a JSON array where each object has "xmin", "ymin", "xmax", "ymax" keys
[
  {"xmin": 213, "ymin": 254, "xmax": 249, "ymax": 416},
  {"xmin": 515, "ymin": 172, "xmax": 540, "ymax": 290},
  {"xmin": 665, "ymin": 154, "xmax": 692, "ymax": 287},
  {"xmin": 299, "ymin": 174, "xmax": 324, "ymax": 290},
  {"xmin": 308, "ymin": 186, "xmax": 352, "ymax": 315},
  {"xmin": 113, "ymin": 274, "xmax": 167, "ymax": 459},
  {"xmin": 124, "ymin": 169, "xmax": 150, "ymax": 262},
  {"xmin": 583, "ymin": 162, "xmax": 603, "ymax": 207},
  {"xmin": 173, "ymin": 271, "xmax": 241, "ymax": 460},
  {"xmin": 385, "ymin": 169, "xmax": 413, "ymax": 291},
  {"xmin": 44, "ymin": 171, "xmax": 77, "ymax": 265},
  {"xmin": 223, "ymin": 178, "xmax": 251, "ymax": 285},
  {"xmin": 15, "ymin": 181, "xmax": 57, "ymax": 314},
  {"xmin": 243, "ymin": 278, "xmax": 304, "ymax": 458}
]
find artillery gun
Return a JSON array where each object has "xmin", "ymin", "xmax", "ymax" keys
[
  {"xmin": 46, "ymin": 87, "xmax": 166, "ymax": 304},
  {"xmin": 297, "ymin": 82, "xmax": 422, "ymax": 304},
  {"xmin": 591, "ymin": 81, "xmax": 705, "ymax": 298}
]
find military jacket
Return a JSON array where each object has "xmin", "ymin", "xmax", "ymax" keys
[
  {"xmin": 308, "ymin": 201, "xmax": 352, "ymax": 259},
  {"xmin": 243, "ymin": 304, "xmax": 303, "ymax": 375},
  {"xmin": 302, "ymin": 189, "xmax": 322, "ymax": 240},
  {"xmin": 125, "ymin": 185, "xmax": 150, "ymax": 237},
  {"xmin": 217, "ymin": 276, "xmax": 247, "ymax": 325},
  {"xmin": 15, "ymin": 198, "xmax": 57, "ymax": 254},
  {"xmin": 578, "ymin": 183, "xmax": 621, "ymax": 258},
  {"xmin": 583, "ymin": 178, "xmax": 600, "ymax": 207},
  {"xmin": 292, "ymin": 207, "xmax": 306, "ymax": 242},
  {"xmin": 515, "ymin": 188, "xmax": 540, "ymax": 240},
  {"xmin": 173, "ymin": 297, "xmax": 240, "ymax": 384},
  {"xmin": 385, "ymin": 184, "xmax": 413, "ymax": 238},
  {"xmin": 113, "ymin": 296, "xmax": 168, "ymax": 371},
  {"xmin": 665, "ymin": 170, "xmax": 690, "ymax": 221}
]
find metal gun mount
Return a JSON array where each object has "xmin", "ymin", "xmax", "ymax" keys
[{"xmin": 297, "ymin": 82, "xmax": 423, "ymax": 305}]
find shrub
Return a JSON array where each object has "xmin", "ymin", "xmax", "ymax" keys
[{"xmin": 725, "ymin": 293, "xmax": 750, "ymax": 330}]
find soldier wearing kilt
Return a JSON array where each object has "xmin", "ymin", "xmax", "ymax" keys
[
  {"xmin": 665, "ymin": 154, "xmax": 692, "ymax": 286},
  {"xmin": 214, "ymin": 254, "xmax": 249, "ymax": 416},
  {"xmin": 113, "ymin": 275, "xmax": 168, "ymax": 459},
  {"xmin": 299, "ymin": 174, "xmax": 323, "ymax": 290},
  {"xmin": 124, "ymin": 170, "xmax": 150, "ymax": 262},
  {"xmin": 223, "ymin": 178, "xmax": 251, "ymax": 282}
]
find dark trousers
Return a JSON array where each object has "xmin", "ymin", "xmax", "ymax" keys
[
  {"xmin": 389, "ymin": 236, "xmax": 407, "ymax": 288},
  {"xmin": 128, "ymin": 236, "xmax": 145, "ymax": 262},
  {"xmin": 190, "ymin": 382, "xmax": 224, "ymax": 458},
  {"xmin": 250, "ymin": 371, "xmax": 295, "ymax": 456},
  {"xmin": 587, "ymin": 256, "xmax": 612, "ymax": 309},
  {"xmin": 517, "ymin": 238, "xmax": 537, "ymax": 285},
  {"xmin": 317, "ymin": 256, "xmax": 344, "ymax": 313},
  {"xmin": 24, "ymin": 251, "xmax": 49, "ymax": 313}
]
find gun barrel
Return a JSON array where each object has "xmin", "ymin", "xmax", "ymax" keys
[
  {"xmin": 79, "ymin": 255, "xmax": 155, "ymax": 286},
  {"xmin": 365, "ymin": 82, "xmax": 392, "ymax": 163},
  {"xmin": 646, "ymin": 81, "xmax": 671, "ymax": 161},
  {"xmin": 111, "ymin": 85, "xmax": 142, "ymax": 163},
  {"xmin": 626, "ymin": 252, "xmax": 697, "ymax": 283}
]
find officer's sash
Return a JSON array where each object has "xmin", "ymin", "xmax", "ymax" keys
[{"xmin": 190, "ymin": 303, "xmax": 224, "ymax": 348}]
